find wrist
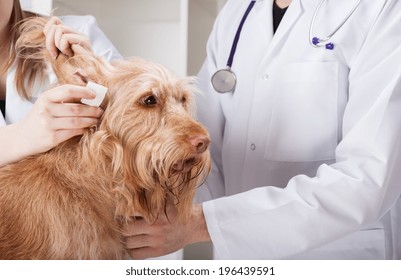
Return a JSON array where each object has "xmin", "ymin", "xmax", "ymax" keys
[
  {"xmin": 10, "ymin": 122, "xmax": 33, "ymax": 158},
  {"xmin": 0, "ymin": 123, "xmax": 31, "ymax": 166},
  {"xmin": 187, "ymin": 204, "xmax": 211, "ymax": 245}
]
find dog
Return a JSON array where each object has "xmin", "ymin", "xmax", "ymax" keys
[{"xmin": 0, "ymin": 17, "xmax": 211, "ymax": 259}]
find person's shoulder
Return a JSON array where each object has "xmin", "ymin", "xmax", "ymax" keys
[
  {"xmin": 225, "ymin": 0, "xmax": 254, "ymax": 7},
  {"xmin": 214, "ymin": 0, "xmax": 253, "ymax": 26},
  {"xmin": 58, "ymin": 15, "xmax": 98, "ymax": 33},
  {"xmin": 218, "ymin": 0, "xmax": 255, "ymax": 17}
]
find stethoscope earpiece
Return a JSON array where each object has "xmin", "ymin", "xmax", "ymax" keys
[
  {"xmin": 312, "ymin": 37, "xmax": 335, "ymax": 50},
  {"xmin": 309, "ymin": 0, "xmax": 361, "ymax": 50}
]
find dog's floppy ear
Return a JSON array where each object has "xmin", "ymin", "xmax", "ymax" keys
[
  {"xmin": 71, "ymin": 69, "xmax": 89, "ymax": 86},
  {"xmin": 16, "ymin": 17, "xmax": 110, "ymax": 88},
  {"xmin": 84, "ymin": 130, "xmax": 163, "ymax": 223},
  {"xmin": 51, "ymin": 47, "xmax": 111, "ymax": 88}
]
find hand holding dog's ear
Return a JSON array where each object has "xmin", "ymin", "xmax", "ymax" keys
[
  {"xmin": 123, "ymin": 204, "xmax": 211, "ymax": 259},
  {"xmin": 43, "ymin": 17, "xmax": 93, "ymax": 59},
  {"xmin": 15, "ymin": 85, "xmax": 103, "ymax": 157}
]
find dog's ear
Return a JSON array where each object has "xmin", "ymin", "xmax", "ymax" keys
[
  {"xmin": 72, "ymin": 69, "xmax": 89, "ymax": 86},
  {"xmin": 49, "ymin": 46, "xmax": 110, "ymax": 88},
  {"xmin": 16, "ymin": 17, "xmax": 110, "ymax": 88},
  {"xmin": 82, "ymin": 130, "xmax": 157, "ymax": 222}
]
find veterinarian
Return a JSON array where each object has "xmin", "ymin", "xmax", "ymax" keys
[
  {"xmin": 0, "ymin": 0, "xmax": 121, "ymax": 167},
  {"xmin": 124, "ymin": 0, "xmax": 401, "ymax": 259}
]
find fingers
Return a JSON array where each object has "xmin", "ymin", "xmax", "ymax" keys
[
  {"xmin": 122, "ymin": 224, "xmax": 155, "ymax": 260},
  {"xmin": 71, "ymin": 40, "xmax": 92, "ymax": 56},
  {"xmin": 122, "ymin": 219, "xmax": 171, "ymax": 260},
  {"xmin": 45, "ymin": 84, "xmax": 96, "ymax": 103},
  {"xmin": 121, "ymin": 218, "xmax": 149, "ymax": 236},
  {"xmin": 55, "ymin": 27, "xmax": 92, "ymax": 56},
  {"xmin": 45, "ymin": 24, "xmax": 60, "ymax": 59},
  {"xmin": 48, "ymin": 116, "xmax": 99, "ymax": 130},
  {"xmin": 49, "ymin": 103, "xmax": 103, "ymax": 118},
  {"xmin": 43, "ymin": 16, "xmax": 63, "ymax": 34},
  {"xmin": 124, "ymin": 234, "xmax": 165, "ymax": 260},
  {"xmin": 127, "ymin": 247, "xmax": 161, "ymax": 260},
  {"xmin": 44, "ymin": 16, "xmax": 92, "ymax": 59},
  {"xmin": 59, "ymin": 32, "xmax": 91, "ymax": 52},
  {"xmin": 44, "ymin": 17, "xmax": 63, "ymax": 59},
  {"xmin": 54, "ymin": 26, "xmax": 74, "ymax": 57},
  {"xmin": 121, "ymin": 220, "xmax": 157, "ymax": 250},
  {"xmin": 125, "ymin": 234, "xmax": 150, "ymax": 249},
  {"xmin": 19, "ymin": 82, "xmax": 104, "ymax": 156},
  {"xmin": 35, "ymin": 84, "xmax": 104, "ymax": 132}
]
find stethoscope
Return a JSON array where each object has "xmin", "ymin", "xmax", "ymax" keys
[
  {"xmin": 211, "ymin": 0, "xmax": 362, "ymax": 94},
  {"xmin": 309, "ymin": 0, "xmax": 362, "ymax": 50}
]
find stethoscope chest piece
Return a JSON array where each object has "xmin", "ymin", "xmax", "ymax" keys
[
  {"xmin": 211, "ymin": 0, "xmax": 256, "ymax": 94},
  {"xmin": 211, "ymin": 68, "xmax": 237, "ymax": 93}
]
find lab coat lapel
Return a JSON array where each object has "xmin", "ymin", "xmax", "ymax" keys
[
  {"xmin": 254, "ymin": 0, "xmax": 274, "ymax": 42},
  {"xmin": 263, "ymin": 0, "xmax": 304, "ymax": 63}
]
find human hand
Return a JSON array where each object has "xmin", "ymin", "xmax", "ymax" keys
[
  {"xmin": 123, "ymin": 204, "xmax": 211, "ymax": 259},
  {"xmin": 17, "ymin": 84, "xmax": 103, "ymax": 155},
  {"xmin": 43, "ymin": 16, "xmax": 93, "ymax": 59}
]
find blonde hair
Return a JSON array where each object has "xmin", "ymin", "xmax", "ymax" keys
[{"xmin": 1, "ymin": 0, "xmax": 41, "ymax": 100}]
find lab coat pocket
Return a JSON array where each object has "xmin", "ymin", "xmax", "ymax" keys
[{"xmin": 264, "ymin": 61, "xmax": 339, "ymax": 162}]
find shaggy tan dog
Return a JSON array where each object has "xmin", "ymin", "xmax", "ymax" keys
[{"xmin": 0, "ymin": 18, "xmax": 210, "ymax": 259}]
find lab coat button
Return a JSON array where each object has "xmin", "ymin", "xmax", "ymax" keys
[
  {"xmin": 262, "ymin": 74, "xmax": 269, "ymax": 80},
  {"xmin": 251, "ymin": 144, "xmax": 256, "ymax": 150}
]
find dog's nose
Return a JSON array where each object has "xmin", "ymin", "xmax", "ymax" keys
[{"xmin": 189, "ymin": 135, "xmax": 210, "ymax": 154}]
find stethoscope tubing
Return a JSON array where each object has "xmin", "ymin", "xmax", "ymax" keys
[{"xmin": 226, "ymin": 0, "xmax": 256, "ymax": 68}]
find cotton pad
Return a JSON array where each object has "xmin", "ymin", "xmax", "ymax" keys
[{"xmin": 81, "ymin": 82, "xmax": 108, "ymax": 107}]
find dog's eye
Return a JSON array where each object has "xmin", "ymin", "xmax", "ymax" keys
[
  {"xmin": 142, "ymin": 95, "xmax": 157, "ymax": 106},
  {"xmin": 181, "ymin": 96, "xmax": 187, "ymax": 104}
]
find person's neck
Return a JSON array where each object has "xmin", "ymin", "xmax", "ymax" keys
[{"xmin": 275, "ymin": 0, "xmax": 292, "ymax": 9}]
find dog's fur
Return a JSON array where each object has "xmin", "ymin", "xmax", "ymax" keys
[{"xmin": 0, "ymin": 18, "xmax": 210, "ymax": 259}]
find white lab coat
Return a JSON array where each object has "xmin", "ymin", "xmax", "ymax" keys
[
  {"xmin": 196, "ymin": 0, "xmax": 401, "ymax": 259},
  {"xmin": 0, "ymin": 15, "xmax": 121, "ymax": 127}
]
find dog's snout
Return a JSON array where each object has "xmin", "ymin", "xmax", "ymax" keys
[
  {"xmin": 189, "ymin": 135, "xmax": 210, "ymax": 154},
  {"xmin": 171, "ymin": 135, "xmax": 210, "ymax": 173}
]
